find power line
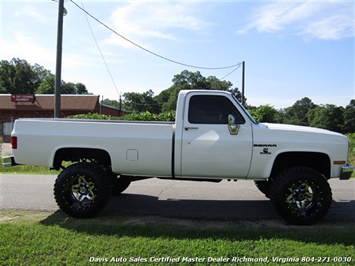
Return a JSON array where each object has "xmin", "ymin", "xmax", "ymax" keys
[
  {"xmin": 79, "ymin": 0, "xmax": 120, "ymax": 98},
  {"xmin": 69, "ymin": 0, "xmax": 241, "ymax": 70},
  {"xmin": 220, "ymin": 63, "xmax": 242, "ymax": 80}
]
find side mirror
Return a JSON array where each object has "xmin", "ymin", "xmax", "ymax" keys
[
  {"xmin": 228, "ymin": 114, "xmax": 235, "ymax": 125},
  {"xmin": 228, "ymin": 114, "xmax": 240, "ymax": 135}
]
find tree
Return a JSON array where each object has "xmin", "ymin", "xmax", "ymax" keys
[
  {"xmin": 171, "ymin": 70, "xmax": 209, "ymax": 90},
  {"xmin": 308, "ymin": 104, "xmax": 344, "ymax": 132},
  {"xmin": 61, "ymin": 82, "xmax": 88, "ymax": 94},
  {"xmin": 0, "ymin": 58, "xmax": 89, "ymax": 95},
  {"xmin": 248, "ymin": 105, "xmax": 279, "ymax": 123},
  {"xmin": 32, "ymin": 63, "xmax": 52, "ymax": 86},
  {"xmin": 123, "ymin": 90, "xmax": 160, "ymax": 113},
  {"xmin": 283, "ymin": 97, "xmax": 316, "ymax": 126},
  {"xmin": 206, "ymin": 76, "xmax": 232, "ymax": 91},
  {"xmin": 102, "ymin": 98, "xmax": 120, "ymax": 108},
  {"xmin": 229, "ymin": 87, "xmax": 246, "ymax": 104},
  {"xmin": 36, "ymin": 73, "xmax": 55, "ymax": 94},
  {"xmin": 75, "ymin": 83, "xmax": 88, "ymax": 94},
  {"xmin": 156, "ymin": 70, "xmax": 243, "ymax": 112},
  {"xmin": 36, "ymin": 79, "xmax": 88, "ymax": 94},
  {"xmin": 344, "ymin": 99, "xmax": 355, "ymax": 133},
  {"xmin": 156, "ymin": 86, "xmax": 180, "ymax": 113},
  {"xmin": 0, "ymin": 58, "xmax": 40, "ymax": 94}
]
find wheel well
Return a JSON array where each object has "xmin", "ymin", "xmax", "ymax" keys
[
  {"xmin": 53, "ymin": 148, "xmax": 111, "ymax": 170},
  {"xmin": 271, "ymin": 152, "xmax": 331, "ymax": 179}
]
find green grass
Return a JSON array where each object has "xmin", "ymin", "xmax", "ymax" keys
[
  {"xmin": 348, "ymin": 133, "xmax": 355, "ymax": 177},
  {"xmin": 0, "ymin": 210, "xmax": 354, "ymax": 265},
  {"xmin": 0, "ymin": 164, "xmax": 59, "ymax": 174}
]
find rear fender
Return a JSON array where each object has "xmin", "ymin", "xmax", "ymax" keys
[{"xmin": 53, "ymin": 148, "xmax": 111, "ymax": 170}]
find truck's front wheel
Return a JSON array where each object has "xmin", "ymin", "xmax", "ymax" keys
[
  {"xmin": 54, "ymin": 163, "xmax": 112, "ymax": 218},
  {"xmin": 270, "ymin": 167, "xmax": 332, "ymax": 225}
]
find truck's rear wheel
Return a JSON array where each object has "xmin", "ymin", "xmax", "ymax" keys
[
  {"xmin": 270, "ymin": 167, "xmax": 332, "ymax": 225},
  {"xmin": 54, "ymin": 163, "xmax": 112, "ymax": 218}
]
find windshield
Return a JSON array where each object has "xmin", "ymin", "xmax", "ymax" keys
[{"xmin": 232, "ymin": 94, "xmax": 259, "ymax": 124}]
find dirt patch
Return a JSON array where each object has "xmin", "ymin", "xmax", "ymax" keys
[
  {"xmin": 1, "ymin": 209, "xmax": 355, "ymax": 229},
  {"xmin": 117, "ymin": 215, "xmax": 355, "ymax": 230},
  {"xmin": 0, "ymin": 210, "xmax": 51, "ymax": 223},
  {"xmin": 0, "ymin": 216, "xmax": 16, "ymax": 222}
]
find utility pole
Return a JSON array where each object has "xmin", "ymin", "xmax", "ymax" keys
[
  {"xmin": 54, "ymin": 0, "xmax": 65, "ymax": 118},
  {"xmin": 119, "ymin": 94, "xmax": 122, "ymax": 116},
  {"xmin": 241, "ymin": 61, "xmax": 245, "ymax": 106}
]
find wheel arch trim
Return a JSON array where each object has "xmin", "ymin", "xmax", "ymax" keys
[
  {"xmin": 270, "ymin": 151, "xmax": 331, "ymax": 179},
  {"xmin": 53, "ymin": 147, "xmax": 112, "ymax": 169}
]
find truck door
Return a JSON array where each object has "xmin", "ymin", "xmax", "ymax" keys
[{"xmin": 179, "ymin": 94, "xmax": 253, "ymax": 178}]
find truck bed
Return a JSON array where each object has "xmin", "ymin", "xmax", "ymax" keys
[{"xmin": 12, "ymin": 118, "xmax": 175, "ymax": 177}]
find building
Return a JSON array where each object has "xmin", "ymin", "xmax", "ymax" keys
[{"xmin": 0, "ymin": 94, "xmax": 130, "ymax": 142}]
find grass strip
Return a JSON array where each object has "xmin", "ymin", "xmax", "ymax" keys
[{"xmin": 0, "ymin": 210, "xmax": 354, "ymax": 265}]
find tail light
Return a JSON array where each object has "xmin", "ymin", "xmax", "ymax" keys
[{"xmin": 11, "ymin": 136, "xmax": 17, "ymax": 149}]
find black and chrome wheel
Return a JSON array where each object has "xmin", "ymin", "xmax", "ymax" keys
[
  {"xmin": 270, "ymin": 167, "xmax": 332, "ymax": 225},
  {"xmin": 54, "ymin": 163, "xmax": 112, "ymax": 218}
]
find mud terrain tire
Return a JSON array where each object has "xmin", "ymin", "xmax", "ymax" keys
[
  {"xmin": 270, "ymin": 167, "xmax": 332, "ymax": 225},
  {"xmin": 54, "ymin": 163, "xmax": 112, "ymax": 218}
]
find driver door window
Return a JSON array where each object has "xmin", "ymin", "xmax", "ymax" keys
[{"xmin": 188, "ymin": 95, "xmax": 245, "ymax": 124}]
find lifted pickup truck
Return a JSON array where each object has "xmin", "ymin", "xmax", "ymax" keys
[{"xmin": 6, "ymin": 90, "xmax": 354, "ymax": 225}]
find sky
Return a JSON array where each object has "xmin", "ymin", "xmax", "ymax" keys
[{"xmin": 0, "ymin": 0, "xmax": 354, "ymax": 109}]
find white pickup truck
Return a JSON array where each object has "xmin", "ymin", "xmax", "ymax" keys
[{"xmin": 5, "ymin": 90, "xmax": 354, "ymax": 225}]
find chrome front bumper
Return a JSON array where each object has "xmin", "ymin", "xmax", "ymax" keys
[{"xmin": 340, "ymin": 164, "xmax": 354, "ymax": 180}]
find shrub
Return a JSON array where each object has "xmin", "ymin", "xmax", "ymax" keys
[{"xmin": 69, "ymin": 112, "xmax": 175, "ymax": 122}]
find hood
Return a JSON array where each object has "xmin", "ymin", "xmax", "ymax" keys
[
  {"xmin": 254, "ymin": 123, "xmax": 348, "ymax": 148},
  {"xmin": 262, "ymin": 123, "xmax": 343, "ymax": 137}
]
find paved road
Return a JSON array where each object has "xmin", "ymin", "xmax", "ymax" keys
[{"xmin": 1, "ymin": 174, "xmax": 354, "ymax": 223}]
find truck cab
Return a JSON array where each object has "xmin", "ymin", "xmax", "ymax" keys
[{"xmin": 174, "ymin": 90, "xmax": 253, "ymax": 178}]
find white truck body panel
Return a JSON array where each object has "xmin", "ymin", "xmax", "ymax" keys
[
  {"xmin": 248, "ymin": 123, "xmax": 349, "ymax": 179},
  {"xmin": 12, "ymin": 119, "xmax": 174, "ymax": 177},
  {"xmin": 10, "ymin": 90, "xmax": 352, "ymax": 180}
]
